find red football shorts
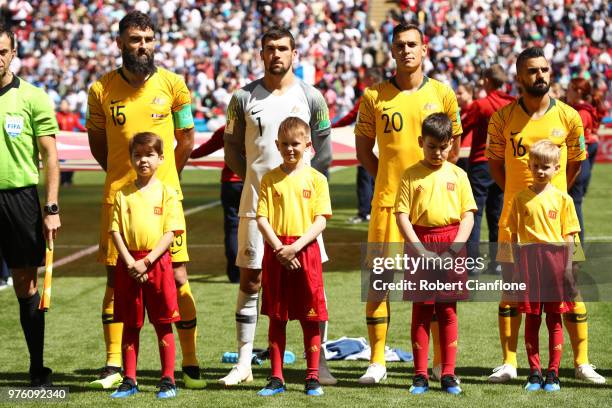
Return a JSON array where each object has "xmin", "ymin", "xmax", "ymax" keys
[
  {"xmin": 515, "ymin": 244, "xmax": 574, "ymax": 315},
  {"xmin": 114, "ymin": 250, "xmax": 180, "ymax": 328},
  {"xmin": 404, "ymin": 223, "xmax": 468, "ymax": 302},
  {"xmin": 261, "ymin": 236, "xmax": 328, "ymax": 322}
]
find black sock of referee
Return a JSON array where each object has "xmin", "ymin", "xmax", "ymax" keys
[{"xmin": 18, "ymin": 292, "xmax": 45, "ymax": 373}]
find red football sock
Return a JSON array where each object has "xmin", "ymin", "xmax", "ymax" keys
[
  {"xmin": 411, "ymin": 302, "xmax": 434, "ymax": 378},
  {"xmin": 122, "ymin": 325, "xmax": 140, "ymax": 380},
  {"xmin": 546, "ymin": 312, "xmax": 563, "ymax": 375},
  {"xmin": 525, "ymin": 313, "xmax": 542, "ymax": 372},
  {"xmin": 436, "ymin": 302, "xmax": 458, "ymax": 377},
  {"xmin": 301, "ymin": 320, "xmax": 321, "ymax": 380},
  {"xmin": 154, "ymin": 323, "xmax": 175, "ymax": 382},
  {"xmin": 268, "ymin": 319, "xmax": 287, "ymax": 381}
]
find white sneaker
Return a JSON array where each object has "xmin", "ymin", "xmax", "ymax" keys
[
  {"xmin": 431, "ymin": 365, "xmax": 441, "ymax": 381},
  {"xmin": 358, "ymin": 363, "xmax": 387, "ymax": 384},
  {"xmin": 488, "ymin": 364, "xmax": 517, "ymax": 383},
  {"xmin": 575, "ymin": 364, "xmax": 606, "ymax": 384},
  {"xmin": 218, "ymin": 365, "xmax": 253, "ymax": 386}
]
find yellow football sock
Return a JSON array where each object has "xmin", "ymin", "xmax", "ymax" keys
[
  {"xmin": 431, "ymin": 314, "xmax": 441, "ymax": 368},
  {"xmin": 176, "ymin": 281, "xmax": 198, "ymax": 367},
  {"xmin": 498, "ymin": 302, "xmax": 521, "ymax": 367},
  {"xmin": 564, "ymin": 301, "xmax": 589, "ymax": 367},
  {"xmin": 366, "ymin": 300, "xmax": 389, "ymax": 366},
  {"xmin": 102, "ymin": 286, "xmax": 122, "ymax": 367}
]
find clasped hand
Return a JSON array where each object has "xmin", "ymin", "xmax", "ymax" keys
[
  {"xmin": 127, "ymin": 259, "xmax": 149, "ymax": 283},
  {"xmin": 275, "ymin": 244, "xmax": 301, "ymax": 270}
]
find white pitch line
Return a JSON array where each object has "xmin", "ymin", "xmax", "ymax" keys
[{"xmin": 38, "ymin": 200, "xmax": 222, "ymax": 274}]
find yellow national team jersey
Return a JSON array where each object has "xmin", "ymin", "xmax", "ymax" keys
[
  {"xmin": 87, "ymin": 67, "xmax": 192, "ymax": 204},
  {"xmin": 486, "ymin": 98, "xmax": 586, "ymax": 198},
  {"xmin": 395, "ymin": 161, "xmax": 477, "ymax": 227},
  {"xmin": 257, "ymin": 166, "xmax": 332, "ymax": 237},
  {"xmin": 355, "ymin": 77, "xmax": 462, "ymax": 208},
  {"xmin": 507, "ymin": 186, "xmax": 580, "ymax": 243},
  {"xmin": 110, "ymin": 180, "xmax": 185, "ymax": 251}
]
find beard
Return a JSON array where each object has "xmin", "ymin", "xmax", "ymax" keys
[
  {"xmin": 122, "ymin": 46, "xmax": 155, "ymax": 76},
  {"xmin": 266, "ymin": 61, "xmax": 291, "ymax": 76},
  {"xmin": 524, "ymin": 80, "xmax": 550, "ymax": 97}
]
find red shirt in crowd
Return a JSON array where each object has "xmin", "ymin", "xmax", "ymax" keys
[
  {"xmin": 56, "ymin": 111, "xmax": 86, "ymax": 132},
  {"xmin": 461, "ymin": 89, "xmax": 515, "ymax": 164}
]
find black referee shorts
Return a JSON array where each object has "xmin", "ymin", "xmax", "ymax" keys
[{"xmin": 0, "ymin": 186, "xmax": 45, "ymax": 268}]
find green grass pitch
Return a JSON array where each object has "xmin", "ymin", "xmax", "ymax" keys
[{"xmin": 0, "ymin": 165, "xmax": 611, "ymax": 407}]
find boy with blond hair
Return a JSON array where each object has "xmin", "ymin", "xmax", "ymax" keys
[
  {"xmin": 256, "ymin": 117, "xmax": 332, "ymax": 396},
  {"xmin": 508, "ymin": 140, "xmax": 580, "ymax": 392}
]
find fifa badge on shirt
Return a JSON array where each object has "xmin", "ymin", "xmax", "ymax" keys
[{"xmin": 4, "ymin": 115, "xmax": 24, "ymax": 138}]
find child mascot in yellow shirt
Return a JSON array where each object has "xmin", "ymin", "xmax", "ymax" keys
[
  {"xmin": 256, "ymin": 117, "xmax": 332, "ymax": 397},
  {"xmin": 395, "ymin": 113, "xmax": 477, "ymax": 395}
]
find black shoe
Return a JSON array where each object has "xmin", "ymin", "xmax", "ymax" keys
[
  {"xmin": 440, "ymin": 374, "xmax": 462, "ymax": 395},
  {"xmin": 30, "ymin": 367, "xmax": 53, "ymax": 388},
  {"xmin": 543, "ymin": 370, "xmax": 561, "ymax": 392},
  {"xmin": 304, "ymin": 377, "xmax": 324, "ymax": 396},
  {"xmin": 111, "ymin": 377, "xmax": 139, "ymax": 398},
  {"xmin": 524, "ymin": 370, "xmax": 543, "ymax": 391},
  {"xmin": 409, "ymin": 374, "xmax": 429, "ymax": 394},
  {"xmin": 157, "ymin": 377, "xmax": 178, "ymax": 398},
  {"xmin": 257, "ymin": 376, "xmax": 286, "ymax": 396}
]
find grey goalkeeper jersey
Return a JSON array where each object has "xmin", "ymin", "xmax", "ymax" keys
[{"xmin": 224, "ymin": 78, "xmax": 331, "ymax": 217}]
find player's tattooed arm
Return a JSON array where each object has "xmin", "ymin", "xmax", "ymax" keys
[{"xmin": 174, "ymin": 126, "xmax": 195, "ymax": 173}]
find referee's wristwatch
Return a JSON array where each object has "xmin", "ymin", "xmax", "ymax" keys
[{"xmin": 44, "ymin": 203, "xmax": 60, "ymax": 215}]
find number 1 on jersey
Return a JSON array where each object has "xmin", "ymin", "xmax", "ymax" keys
[{"xmin": 256, "ymin": 117, "xmax": 263, "ymax": 137}]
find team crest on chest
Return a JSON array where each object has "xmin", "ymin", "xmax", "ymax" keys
[
  {"xmin": 152, "ymin": 96, "xmax": 166, "ymax": 106},
  {"xmin": 154, "ymin": 206, "xmax": 163, "ymax": 215},
  {"xmin": 447, "ymin": 182, "xmax": 455, "ymax": 191},
  {"xmin": 423, "ymin": 102, "xmax": 438, "ymax": 111},
  {"xmin": 548, "ymin": 210, "xmax": 558, "ymax": 219},
  {"xmin": 303, "ymin": 189, "xmax": 311, "ymax": 199},
  {"xmin": 550, "ymin": 128, "xmax": 564, "ymax": 138}
]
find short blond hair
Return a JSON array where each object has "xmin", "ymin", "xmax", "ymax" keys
[
  {"xmin": 529, "ymin": 139, "xmax": 560, "ymax": 165},
  {"xmin": 277, "ymin": 116, "xmax": 310, "ymax": 141}
]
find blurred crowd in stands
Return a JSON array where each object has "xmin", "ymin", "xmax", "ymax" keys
[{"xmin": 0, "ymin": 0, "xmax": 609, "ymax": 131}]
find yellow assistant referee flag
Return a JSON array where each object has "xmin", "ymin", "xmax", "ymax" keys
[{"xmin": 39, "ymin": 240, "xmax": 54, "ymax": 311}]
